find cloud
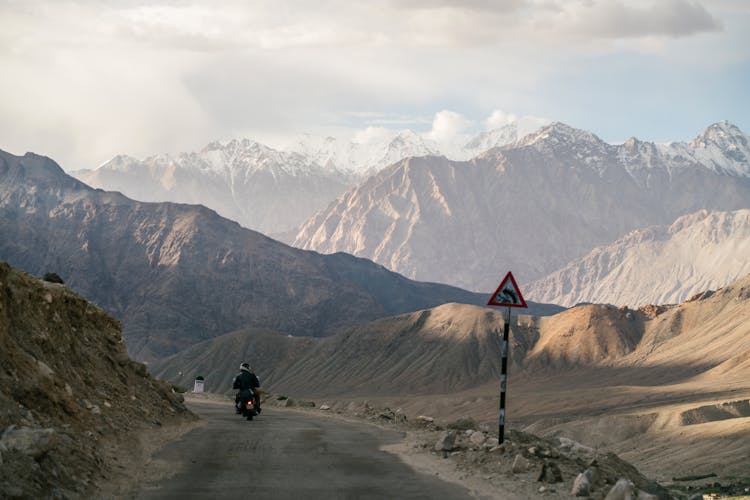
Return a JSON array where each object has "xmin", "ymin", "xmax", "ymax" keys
[
  {"xmin": 0, "ymin": 0, "xmax": 725, "ymax": 54},
  {"xmin": 0, "ymin": 0, "xmax": 743, "ymax": 170},
  {"xmin": 353, "ymin": 126, "xmax": 395, "ymax": 145},
  {"xmin": 485, "ymin": 110, "xmax": 519, "ymax": 129},
  {"xmin": 388, "ymin": 0, "xmax": 526, "ymax": 14},
  {"xmin": 483, "ymin": 110, "xmax": 551, "ymax": 137},
  {"xmin": 426, "ymin": 111, "xmax": 473, "ymax": 142},
  {"xmin": 552, "ymin": 0, "xmax": 723, "ymax": 40}
]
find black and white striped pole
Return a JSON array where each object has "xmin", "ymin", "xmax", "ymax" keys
[
  {"xmin": 499, "ymin": 306, "xmax": 510, "ymax": 443},
  {"xmin": 487, "ymin": 271, "xmax": 527, "ymax": 445}
]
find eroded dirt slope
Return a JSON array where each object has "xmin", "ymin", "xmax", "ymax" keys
[{"xmin": 0, "ymin": 262, "xmax": 195, "ymax": 499}]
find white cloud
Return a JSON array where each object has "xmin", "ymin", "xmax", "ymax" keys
[
  {"xmin": 483, "ymin": 110, "xmax": 551, "ymax": 137},
  {"xmin": 353, "ymin": 126, "xmax": 395, "ymax": 145},
  {"xmin": 426, "ymin": 111, "xmax": 474, "ymax": 143},
  {"xmin": 485, "ymin": 110, "xmax": 519, "ymax": 129},
  {"xmin": 542, "ymin": 0, "xmax": 723, "ymax": 41},
  {"xmin": 0, "ymin": 0, "xmax": 743, "ymax": 169}
]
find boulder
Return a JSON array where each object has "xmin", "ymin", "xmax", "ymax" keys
[
  {"xmin": 605, "ymin": 478, "xmax": 635, "ymax": 500},
  {"xmin": 511, "ymin": 453, "xmax": 531, "ymax": 473},
  {"xmin": 434, "ymin": 431, "xmax": 457, "ymax": 452},
  {"xmin": 484, "ymin": 437, "xmax": 499, "ymax": 449},
  {"xmin": 557, "ymin": 436, "xmax": 594, "ymax": 458},
  {"xmin": 0, "ymin": 426, "xmax": 57, "ymax": 459},
  {"xmin": 537, "ymin": 461, "xmax": 563, "ymax": 483},
  {"xmin": 571, "ymin": 472, "xmax": 592, "ymax": 497},
  {"xmin": 469, "ymin": 431, "xmax": 486, "ymax": 447},
  {"xmin": 636, "ymin": 492, "xmax": 658, "ymax": 500}
]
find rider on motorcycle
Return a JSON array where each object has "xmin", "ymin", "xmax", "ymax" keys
[{"xmin": 233, "ymin": 362, "xmax": 261, "ymax": 414}]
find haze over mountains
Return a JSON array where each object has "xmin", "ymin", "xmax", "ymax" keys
[
  {"xmin": 72, "ymin": 122, "xmax": 531, "ymax": 237},
  {"xmin": 294, "ymin": 121, "xmax": 750, "ymax": 292},
  {"xmin": 72, "ymin": 120, "xmax": 750, "ymax": 308},
  {"xmin": 0, "ymin": 149, "xmax": 491, "ymax": 361},
  {"xmin": 525, "ymin": 209, "xmax": 750, "ymax": 307},
  {"xmin": 7, "ymin": 120, "xmax": 750, "ymax": 335}
]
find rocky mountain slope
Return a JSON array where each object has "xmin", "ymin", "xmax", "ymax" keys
[
  {"xmin": 152, "ymin": 301, "xmax": 653, "ymax": 399},
  {"xmin": 0, "ymin": 262, "xmax": 192, "ymax": 498},
  {"xmin": 72, "ymin": 139, "xmax": 355, "ymax": 236},
  {"xmin": 150, "ymin": 298, "xmax": 564, "ymax": 395},
  {"xmin": 151, "ymin": 273, "xmax": 750, "ymax": 478},
  {"xmin": 151, "ymin": 303, "xmax": 526, "ymax": 396},
  {"xmin": 524, "ymin": 209, "xmax": 750, "ymax": 307},
  {"xmin": 293, "ymin": 121, "xmax": 750, "ymax": 292},
  {"xmin": 71, "ymin": 123, "xmax": 530, "ymax": 237},
  {"xmin": 0, "ymin": 149, "xmax": 489, "ymax": 361}
]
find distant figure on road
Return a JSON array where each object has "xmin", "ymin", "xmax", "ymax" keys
[{"xmin": 233, "ymin": 362, "xmax": 262, "ymax": 414}]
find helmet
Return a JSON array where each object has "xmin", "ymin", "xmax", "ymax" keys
[{"xmin": 240, "ymin": 362, "xmax": 251, "ymax": 372}]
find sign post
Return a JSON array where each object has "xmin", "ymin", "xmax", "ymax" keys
[{"xmin": 487, "ymin": 271, "xmax": 527, "ymax": 445}]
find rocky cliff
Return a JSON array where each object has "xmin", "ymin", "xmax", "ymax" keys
[{"xmin": 0, "ymin": 262, "xmax": 192, "ymax": 498}]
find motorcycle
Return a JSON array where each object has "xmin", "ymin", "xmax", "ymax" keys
[{"xmin": 235, "ymin": 389, "xmax": 259, "ymax": 420}]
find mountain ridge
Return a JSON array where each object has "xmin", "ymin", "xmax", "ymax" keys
[
  {"xmin": 0, "ymin": 149, "xmax": 490, "ymax": 361},
  {"xmin": 524, "ymin": 209, "xmax": 750, "ymax": 307},
  {"xmin": 293, "ymin": 122, "xmax": 750, "ymax": 291}
]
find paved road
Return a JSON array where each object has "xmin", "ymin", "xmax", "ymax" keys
[{"xmin": 136, "ymin": 401, "xmax": 477, "ymax": 499}]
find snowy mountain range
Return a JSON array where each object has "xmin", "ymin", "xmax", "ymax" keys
[
  {"xmin": 71, "ymin": 139, "xmax": 356, "ymax": 236},
  {"xmin": 292, "ymin": 121, "xmax": 750, "ymax": 292},
  {"xmin": 71, "ymin": 119, "xmax": 750, "ymax": 305},
  {"xmin": 523, "ymin": 209, "xmax": 750, "ymax": 307},
  {"xmin": 71, "ymin": 122, "xmax": 532, "ymax": 235}
]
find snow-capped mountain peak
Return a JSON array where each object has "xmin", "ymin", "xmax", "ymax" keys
[
  {"xmin": 657, "ymin": 121, "xmax": 750, "ymax": 177},
  {"xmin": 98, "ymin": 154, "xmax": 141, "ymax": 172},
  {"xmin": 691, "ymin": 121, "xmax": 749, "ymax": 168},
  {"xmin": 692, "ymin": 121, "xmax": 746, "ymax": 148},
  {"xmin": 461, "ymin": 123, "xmax": 518, "ymax": 154},
  {"xmin": 518, "ymin": 122, "xmax": 605, "ymax": 148}
]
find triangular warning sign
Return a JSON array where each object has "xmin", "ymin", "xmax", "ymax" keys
[{"xmin": 487, "ymin": 271, "xmax": 527, "ymax": 308}]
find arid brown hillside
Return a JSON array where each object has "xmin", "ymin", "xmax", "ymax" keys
[
  {"xmin": 524, "ymin": 304, "xmax": 645, "ymax": 370},
  {"xmin": 0, "ymin": 262, "xmax": 193, "ymax": 499},
  {"xmin": 152, "ymin": 303, "xmax": 536, "ymax": 396},
  {"xmin": 0, "ymin": 149, "xmax": 498, "ymax": 361},
  {"xmin": 148, "ymin": 328, "xmax": 318, "ymax": 393},
  {"xmin": 152, "ymin": 274, "xmax": 750, "ymax": 480}
]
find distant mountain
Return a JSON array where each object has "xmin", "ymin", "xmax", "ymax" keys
[
  {"xmin": 152, "ymin": 273, "xmax": 750, "ymax": 400},
  {"xmin": 0, "ymin": 149, "xmax": 487, "ymax": 361},
  {"xmin": 524, "ymin": 209, "xmax": 750, "ymax": 307},
  {"xmin": 287, "ymin": 122, "xmax": 533, "ymax": 173},
  {"xmin": 151, "ymin": 303, "xmax": 528, "ymax": 396},
  {"xmin": 292, "ymin": 122, "xmax": 750, "ymax": 291},
  {"xmin": 149, "ymin": 273, "xmax": 750, "ymax": 480},
  {"xmin": 70, "ymin": 124, "xmax": 529, "ymax": 237},
  {"xmin": 71, "ymin": 139, "xmax": 356, "ymax": 236},
  {"xmin": 288, "ymin": 129, "xmax": 440, "ymax": 176}
]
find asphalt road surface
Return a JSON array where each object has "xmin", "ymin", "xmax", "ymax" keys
[{"xmin": 135, "ymin": 400, "xmax": 477, "ymax": 499}]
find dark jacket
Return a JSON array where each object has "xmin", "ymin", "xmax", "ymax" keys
[{"xmin": 233, "ymin": 370, "xmax": 260, "ymax": 392}]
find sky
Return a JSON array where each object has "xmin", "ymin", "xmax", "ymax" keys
[{"xmin": 0, "ymin": 0, "xmax": 748, "ymax": 170}]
